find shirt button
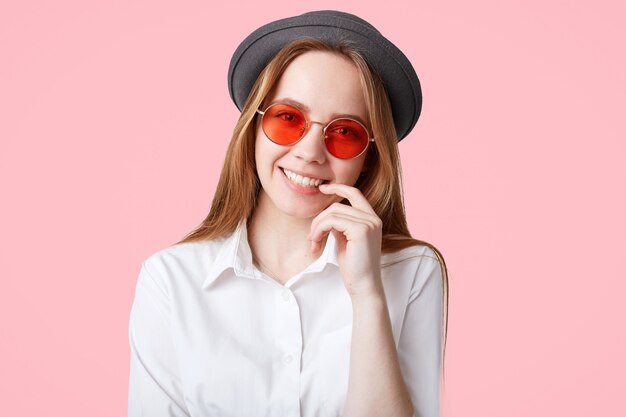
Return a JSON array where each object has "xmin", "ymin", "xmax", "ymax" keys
[
  {"xmin": 281, "ymin": 289, "xmax": 290, "ymax": 301},
  {"xmin": 284, "ymin": 355, "xmax": 293, "ymax": 364}
]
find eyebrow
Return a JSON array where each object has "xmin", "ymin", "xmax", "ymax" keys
[{"xmin": 272, "ymin": 97, "xmax": 371, "ymax": 130}]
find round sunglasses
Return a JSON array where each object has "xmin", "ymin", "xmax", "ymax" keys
[{"xmin": 256, "ymin": 102, "xmax": 375, "ymax": 159}]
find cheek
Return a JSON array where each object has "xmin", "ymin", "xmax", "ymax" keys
[
  {"xmin": 254, "ymin": 139, "xmax": 272, "ymax": 186},
  {"xmin": 254, "ymin": 134, "xmax": 284, "ymax": 180},
  {"xmin": 255, "ymin": 134, "xmax": 271, "ymax": 167},
  {"xmin": 254, "ymin": 137, "xmax": 262, "ymax": 167},
  {"xmin": 335, "ymin": 159, "xmax": 366, "ymax": 186}
]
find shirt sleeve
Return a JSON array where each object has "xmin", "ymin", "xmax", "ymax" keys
[
  {"xmin": 128, "ymin": 262, "xmax": 190, "ymax": 417},
  {"xmin": 396, "ymin": 253, "xmax": 444, "ymax": 417}
]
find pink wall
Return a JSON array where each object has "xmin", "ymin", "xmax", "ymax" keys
[{"xmin": 1, "ymin": 1, "xmax": 624, "ymax": 415}]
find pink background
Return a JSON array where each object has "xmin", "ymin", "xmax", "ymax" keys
[{"xmin": 1, "ymin": 0, "xmax": 624, "ymax": 415}]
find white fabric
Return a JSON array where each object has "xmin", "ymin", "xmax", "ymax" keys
[{"xmin": 128, "ymin": 219, "xmax": 443, "ymax": 417}]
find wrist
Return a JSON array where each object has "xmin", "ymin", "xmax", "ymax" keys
[{"xmin": 349, "ymin": 280, "xmax": 386, "ymax": 306}]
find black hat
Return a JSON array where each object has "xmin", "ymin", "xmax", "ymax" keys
[{"xmin": 227, "ymin": 10, "xmax": 422, "ymax": 141}]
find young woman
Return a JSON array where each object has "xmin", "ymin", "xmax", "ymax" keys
[{"xmin": 128, "ymin": 10, "xmax": 449, "ymax": 417}]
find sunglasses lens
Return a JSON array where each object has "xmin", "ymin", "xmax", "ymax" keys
[
  {"xmin": 262, "ymin": 104, "xmax": 306, "ymax": 145},
  {"xmin": 324, "ymin": 119, "xmax": 370, "ymax": 159}
]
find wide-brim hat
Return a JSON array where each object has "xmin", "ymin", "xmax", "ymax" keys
[{"xmin": 227, "ymin": 10, "xmax": 422, "ymax": 142}]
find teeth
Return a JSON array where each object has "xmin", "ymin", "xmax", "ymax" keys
[{"xmin": 283, "ymin": 168, "xmax": 325, "ymax": 188}]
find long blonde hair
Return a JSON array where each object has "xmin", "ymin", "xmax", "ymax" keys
[{"xmin": 175, "ymin": 38, "xmax": 449, "ymax": 370}]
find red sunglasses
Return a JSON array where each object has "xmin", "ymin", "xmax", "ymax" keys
[{"xmin": 256, "ymin": 102, "xmax": 375, "ymax": 159}]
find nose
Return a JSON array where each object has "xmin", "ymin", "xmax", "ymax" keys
[{"xmin": 292, "ymin": 122, "xmax": 327, "ymax": 164}]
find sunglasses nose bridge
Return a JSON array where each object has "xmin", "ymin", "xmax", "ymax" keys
[
  {"xmin": 306, "ymin": 120, "xmax": 328, "ymax": 137},
  {"xmin": 290, "ymin": 120, "xmax": 328, "ymax": 163}
]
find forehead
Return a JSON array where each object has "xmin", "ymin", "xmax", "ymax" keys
[{"xmin": 268, "ymin": 51, "xmax": 368, "ymax": 122}]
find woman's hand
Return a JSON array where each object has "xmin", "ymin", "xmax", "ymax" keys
[{"xmin": 307, "ymin": 183, "xmax": 383, "ymax": 298}]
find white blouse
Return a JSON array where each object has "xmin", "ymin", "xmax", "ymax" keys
[{"xmin": 128, "ymin": 219, "xmax": 443, "ymax": 417}]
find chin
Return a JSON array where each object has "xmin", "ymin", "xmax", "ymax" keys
[{"xmin": 279, "ymin": 203, "xmax": 326, "ymax": 220}]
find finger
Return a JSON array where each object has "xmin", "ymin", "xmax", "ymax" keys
[
  {"xmin": 310, "ymin": 231, "xmax": 346, "ymax": 253},
  {"xmin": 318, "ymin": 183, "xmax": 375, "ymax": 214},
  {"xmin": 309, "ymin": 212, "xmax": 375, "ymax": 244},
  {"xmin": 308, "ymin": 202, "xmax": 379, "ymax": 240}
]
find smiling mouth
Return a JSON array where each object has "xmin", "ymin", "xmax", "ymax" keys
[{"xmin": 281, "ymin": 168, "xmax": 329, "ymax": 188}]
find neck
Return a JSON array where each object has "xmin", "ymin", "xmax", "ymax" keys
[{"xmin": 247, "ymin": 191, "xmax": 327, "ymax": 279}]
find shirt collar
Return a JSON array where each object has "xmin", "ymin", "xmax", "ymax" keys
[{"xmin": 202, "ymin": 218, "xmax": 339, "ymax": 290}]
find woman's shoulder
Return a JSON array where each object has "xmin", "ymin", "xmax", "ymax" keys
[
  {"xmin": 143, "ymin": 237, "xmax": 225, "ymax": 265},
  {"xmin": 379, "ymin": 242, "xmax": 445, "ymax": 309},
  {"xmin": 380, "ymin": 243, "xmax": 441, "ymax": 269},
  {"xmin": 380, "ymin": 241, "xmax": 445, "ymax": 290},
  {"xmin": 138, "ymin": 236, "xmax": 232, "ymax": 289}
]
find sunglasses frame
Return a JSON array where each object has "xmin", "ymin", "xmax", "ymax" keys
[{"xmin": 256, "ymin": 102, "xmax": 375, "ymax": 160}]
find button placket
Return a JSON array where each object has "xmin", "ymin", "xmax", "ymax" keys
[
  {"xmin": 276, "ymin": 288, "xmax": 298, "ymax": 364},
  {"xmin": 272, "ymin": 286, "xmax": 302, "ymax": 415}
]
